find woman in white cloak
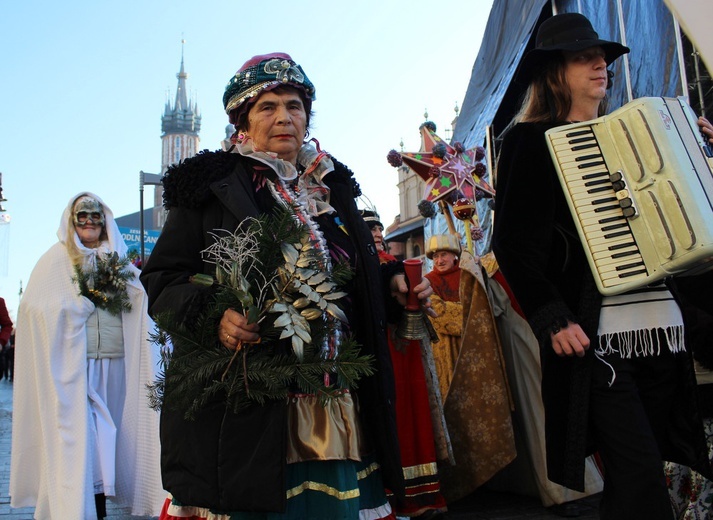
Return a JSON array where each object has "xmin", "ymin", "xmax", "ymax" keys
[{"xmin": 9, "ymin": 192, "xmax": 164, "ymax": 519}]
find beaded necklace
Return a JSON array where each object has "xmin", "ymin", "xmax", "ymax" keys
[
  {"xmin": 238, "ymin": 139, "xmax": 344, "ymax": 381},
  {"xmin": 267, "ymin": 179, "xmax": 342, "ymax": 373}
]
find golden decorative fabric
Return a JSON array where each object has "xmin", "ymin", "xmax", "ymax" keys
[
  {"xmin": 479, "ymin": 251, "xmax": 500, "ymax": 278},
  {"xmin": 286, "ymin": 480, "xmax": 361, "ymax": 501},
  {"xmin": 429, "ymin": 251, "xmax": 517, "ymax": 502},
  {"xmin": 402, "ymin": 462, "xmax": 440, "ymax": 482},
  {"xmin": 430, "ymin": 297, "xmax": 463, "ymax": 338},
  {"xmin": 286, "ymin": 391, "xmax": 364, "ymax": 463},
  {"xmin": 429, "ymin": 296, "xmax": 462, "ymax": 401}
]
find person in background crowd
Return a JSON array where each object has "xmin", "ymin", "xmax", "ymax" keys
[
  {"xmin": 423, "ymin": 234, "xmax": 515, "ymax": 504},
  {"xmin": 363, "ymin": 209, "xmax": 448, "ymax": 519},
  {"xmin": 140, "ymin": 52, "xmax": 434, "ymax": 520},
  {"xmin": 365, "ymin": 210, "xmax": 388, "ymax": 256},
  {"xmin": 3, "ymin": 331, "xmax": 15, "ymax": 382},
  {"xmin": 10, "ymin": 192, "xmax": 164, "ymax": 519},
  {"xmin": 0, "ymin": 297, "xmax": 13, "ymax": 381},
  {"xmin": 492, "ymin": 13, "xmax": 712, "ymax": 519},
  {"xmin": 423, "ymin": 236, "xmax": 462, "ymax": 399}
]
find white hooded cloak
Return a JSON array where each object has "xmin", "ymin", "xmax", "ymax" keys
[{"xmin": 10, "ymin": 192, "xmax": 165, "ymax": 519}]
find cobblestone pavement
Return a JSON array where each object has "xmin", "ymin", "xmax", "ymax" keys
[
  {"xmin": 0, "ymin": 378, "xmax": 156, "ymax": 519},
  {"xmin": 0, "ymin": 379, "xmax": 601, "ymax": 519}
]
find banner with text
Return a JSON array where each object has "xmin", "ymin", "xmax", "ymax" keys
[{"xmin": 119, "ymin": 227, "xmax": 161, "ymax": 257}]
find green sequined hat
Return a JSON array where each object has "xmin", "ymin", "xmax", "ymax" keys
[{"xmin": 223, "ymin": 52, "xmax": 316, "ymax": 115}]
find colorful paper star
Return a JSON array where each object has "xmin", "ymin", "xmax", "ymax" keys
[{"xmin": 388, "ymin": 124, "xmax": 495, "ymax": 204}]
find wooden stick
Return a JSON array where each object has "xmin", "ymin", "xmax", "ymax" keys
[{"xmin": 438, "ymin": 201, "xmax": 458, "ymax": 235}]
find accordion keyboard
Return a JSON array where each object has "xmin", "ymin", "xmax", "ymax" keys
[
  {"xmin": 549, "ymin": 127, "xmax": 649, "ymax": 288},
  {"xmin": 546, "ymin": 97, "xmax": 713, "ymax": 295}
]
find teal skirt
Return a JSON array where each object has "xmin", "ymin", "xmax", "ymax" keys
[{"xmin": 161, "ymin": 455, "xmax": 394, "ymax": 520}]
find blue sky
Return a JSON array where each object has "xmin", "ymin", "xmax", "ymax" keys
[{"xmin": 0, "ymin": 0, "xmax": 493, "ymax": 319}]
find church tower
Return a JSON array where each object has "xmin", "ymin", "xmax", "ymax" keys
[{"xmin": 155, "ymin": 42, "xmax": 201, "ymax": 228}]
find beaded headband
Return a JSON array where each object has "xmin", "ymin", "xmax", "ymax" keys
[{"xmin": 361, "ymin": 209, "xmax": 383, "ymax": 229}]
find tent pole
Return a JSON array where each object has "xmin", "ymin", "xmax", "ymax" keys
[
  {"xmin": 671, "ymin": 14, "xmax": 691, "ymax": 106},
  {"xmin": 615, "ymin": 0, "xmax": 633, "ymax": 103},
  {"xmin": 692, "ymin": 47, "xmax": 706, "ymax": 117}
]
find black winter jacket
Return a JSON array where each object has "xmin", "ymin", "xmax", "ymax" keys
[{"xmin": 141, "ymin": 150, "xmax": 404, "ymax": 511}]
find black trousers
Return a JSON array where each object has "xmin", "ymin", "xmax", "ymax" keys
[
  {"xmin": 95, "ymin": 493, "xmax": 106, "ymax": 519},
  {"xmin": 3, "ymin": 347, "xmax": 13, "ymax": 380},
  {"xmin": 589, "ymin": 347, "xmax": 678, "ymax": 520}
]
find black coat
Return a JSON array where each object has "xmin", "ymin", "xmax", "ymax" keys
[
  {"xmin": 492, "ymin": 122, "xmax": 711, "ymax": 490},
  {"xmin": 140, "ymin": 150, "xmax": 403, "ymax": 511}
]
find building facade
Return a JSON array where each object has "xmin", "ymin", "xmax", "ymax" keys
[{"xmin": 384, "ymin": 160, "xmax": 426, "ymax": 261}]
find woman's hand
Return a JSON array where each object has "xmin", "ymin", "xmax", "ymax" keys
[
  {"xmin": 390, "ymin": 273, "xmax": 437, "ymax": 317},
  {"xmin": 550, "ymin": 321, "xmax": 590, "ymax": 357},
  {"xmin": 219, "ymin": 308, "xmax": 260, "ymax": 349},
  {"xmin": 698, "ymin": 116, "xmax": 713, "ymax": 144}
]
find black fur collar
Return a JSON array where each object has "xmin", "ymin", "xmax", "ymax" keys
[
  {"xmin": 162, "ymin": 150, "xmax": 242, "ymax": 210},
  {"xmin": 161, "ymin": 149, "xmax": 362, "ymax": 210}
]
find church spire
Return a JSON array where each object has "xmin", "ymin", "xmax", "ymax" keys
[
  {"xmin": 174, "ymin": 39, "xmax": 189, "ymax": 112},
  {"xmin": 156, "ymin": 39, "xmax": 202, "ymax": 229},
  {"xmin": 162, "ymin": 39, "xmax": 201, "ymax": 136}
]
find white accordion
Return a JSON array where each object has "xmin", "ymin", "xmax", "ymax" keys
[{"xmin": 545, "ymin": 97, "xmax": 713, "ymax": 295}]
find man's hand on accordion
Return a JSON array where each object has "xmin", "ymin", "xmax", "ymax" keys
[{"xmin": 550, "ymin": 321, "xmax": 590, "ymax": 358}]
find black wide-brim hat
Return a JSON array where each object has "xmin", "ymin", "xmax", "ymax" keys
[{"xmin": 515, "ymin": 12, "xmax": 630, "ymax": 84}]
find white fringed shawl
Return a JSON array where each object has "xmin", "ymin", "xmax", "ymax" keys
[{"xmin": 596, "ymin": 284, "xmax": 685, "ymax": 359}]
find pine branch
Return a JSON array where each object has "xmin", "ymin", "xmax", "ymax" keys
[
  {"xmin": 73, "ymin": 252, "xmax": 134, "ymax": 316},
  {"xmin": 149, "ymin": 205, "xmax": 371, "ymax": 421}
]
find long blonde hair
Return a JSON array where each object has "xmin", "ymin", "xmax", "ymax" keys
[{"xmin": 65, "ymin": 194, "xmax": 108, "ymax": 266}]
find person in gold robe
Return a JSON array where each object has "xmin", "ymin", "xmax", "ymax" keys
[{"xmin": 424, "ymin": 234, "xmax": 515, "ymax": 503}]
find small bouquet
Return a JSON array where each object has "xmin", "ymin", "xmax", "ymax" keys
[
  {"xmin": 149, "ymin": 205, "xmax": 374, "ymax": 419},
  {"xmin": 73, "ymin": 251, "xmax": 134, "ymax": 316}
]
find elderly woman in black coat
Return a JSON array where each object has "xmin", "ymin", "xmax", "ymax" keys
[{"xmin": 141, "ymin": 52, "xmax": 432, "ymax": 520}]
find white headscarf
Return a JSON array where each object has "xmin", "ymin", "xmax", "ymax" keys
[{"xmin": 59, "ymin": 191, "xmax": 127, "ymax": 269}]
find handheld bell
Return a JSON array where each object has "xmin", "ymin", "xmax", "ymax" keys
[{"xmin": 395, "ymin": 259, "xmax": 431, "ymax": 341}]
